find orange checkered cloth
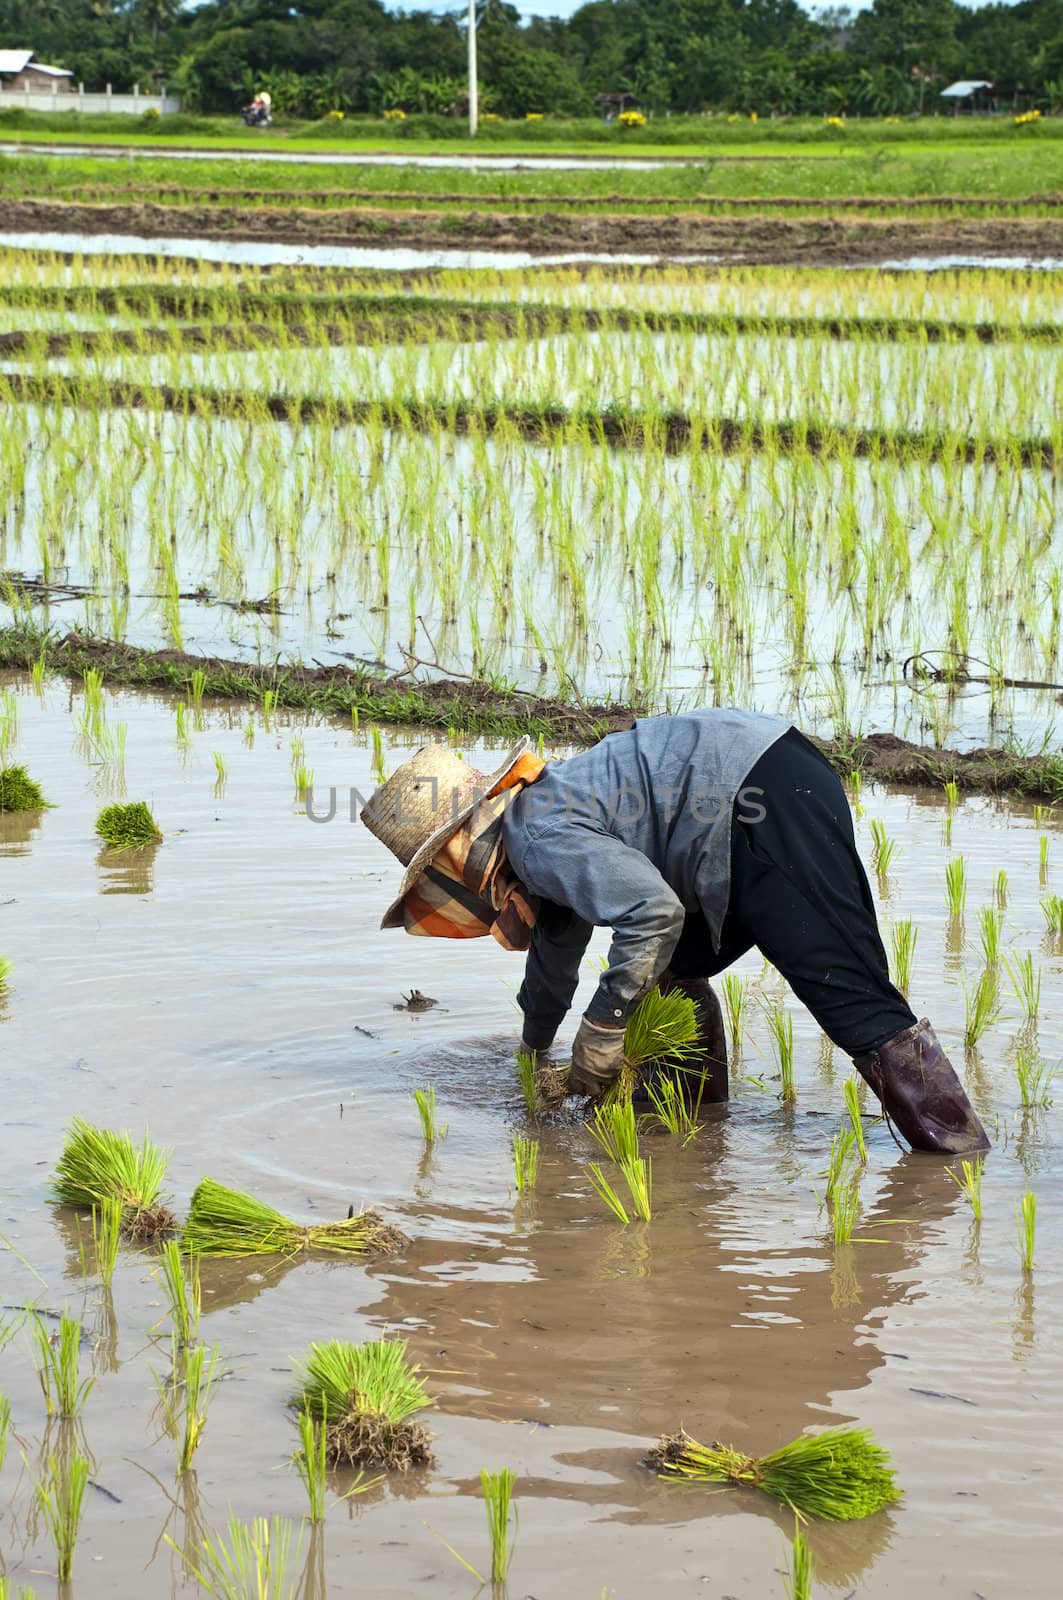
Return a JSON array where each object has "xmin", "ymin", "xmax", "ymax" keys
[{"xmin": 401, "ymin": 752, "xmax": 546, "ymax": 950}]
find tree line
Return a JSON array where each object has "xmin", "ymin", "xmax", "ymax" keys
[{"xmin": 1, "ymin": 0, "xmax": 1061, "ymax": 120}]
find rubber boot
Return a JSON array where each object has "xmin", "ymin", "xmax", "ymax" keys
[
  {"xmin": 640, "ymin": 969, "xmax": 729, "ymax": 1105},
  {"xmin": 853, "ymin": 1018, "xmax": 989, "ymax": 1155}
]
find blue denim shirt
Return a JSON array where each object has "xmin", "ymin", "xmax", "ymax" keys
[{"xmin": 502, "ymin": 709, "xmax": 789, "ymax": 1042}]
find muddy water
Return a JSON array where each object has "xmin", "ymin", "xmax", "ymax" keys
[{"xmin": 1, "ymin": 673, "xmax": 1061, "ymax": 1596}]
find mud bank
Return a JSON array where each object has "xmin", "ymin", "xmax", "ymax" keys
[
  {"xmin": 1, "ymin": 625, "xmax": 1059, "ymax": 801},
  {"xmin": 3, "ymin": 197, "xmax": 1063, "ymax": 266}
]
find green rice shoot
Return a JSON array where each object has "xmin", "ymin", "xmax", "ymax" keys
[
  {"xmin": 588, "ymin": 1099, "xmax": 640, "ymax": 1165},
  {"xmin": 35, "ymin": 1450, "xmax": 90, "ymax": 1583},
  {"xmin": 1005, "ymin": 951, "xmax": 1041, "ymax": 1020},
  {"xmin": 620, "ymin": 1154, "xmax": 653, "ymax": 1221},
  {"xmin": 1041, "ymin": 894, "xmax": 1063, "ymax": 934},
  {"xmin": 182, "ymin": 1177, "xmax": 408, "ymax": 1260},
  {"xmin": 843, "ymin": 1078, "xmax": 868, "ymax": 1163},
  {"xmin": 171, "ymin": 1514, "xmax": 304, "ymax": 1600},
  {"xmin": 766, "ymin": 1004, "xmax": 797, "ymax": 1102},
  {"xmin": 605, "ymin": 986, "xmax": 701, "ymax": 1101},
  {"xmin": 945, "ymin": 855, "xmax": 968, "ymax": 920},
  {"xmin": 481, "ymin": 1467, "xmax": 518, "ymax": 1585},
  {"xmin": 32, "ymin": 1312, "xmax": 94, "ymax": 1419},
  {"xmin": 413, "ymin": 1085, "xmax": 447, "ymax": 1143},
  {"xmin": 0, "ymin": 1393, "xmax": 9, "ymax": 1474},
  {"xmin": 91, "ymin": 1197, "xmax": 123, "ymax": 1288},
  {"xmin": 52, "ymin": 1117, "xmax": 175, "ymax": 1242},
  {"xmin": 294, "ymin": 1404, "xmax": 328, "ymax": 1523},
  {"xmin": 870, "ymin": 818, "xmax": 898, "ymax": 878},
  {"xmin": 643, "ymin": 1071, "xmax": 703, "ymax": 1140},
  {"xmin": 95, "ymin": 799, "xmax": 163, "ymax": 851},
  {"xmin": 964, "ymin": 967, "xmax": 1003, "ymax": 1049},
  {"xmin": 721, "ymin": 973, "xmax": 749, "ymax": 1055},
  {"xmin": 646, "ymin": 1425, "xmax": 900, "ymax": 1521},
  {"xmin": 295, "ymin": 1337, "xmax": 434, "ymax": 1470},
  {"xmin": 1016, "ymin": 1045, "xmax": 1053, "ymax": 1110},
  {"xmin": 785, "ymin": 1526, "xmax": 815, "ymax": 1600},
  {"xmin": 156, "ymin": 1336, "xmax": 220, "ymax": 1473},
  {"xmin": 586, "ymin": 1162, "xmax": 630, "ymax": 1224},
  {"xmin": 889, "ymin": 918, "xmax": 917, "ymax": 994},
  {"xmin": 0, "ymin": 764, "xmax": 50, "ymax": 812},
  {"xmin": 512, "ymin": 1133, "xmax": 540, "ymax": 1192},
  {"xmin": 1017, "ymin": 1191, "xmax": 1037, "ymax": 1273},
  {"xmin": 978, "ymin": 906, "xmax": 1003, "ymax": 966},
  {"xmin": 945, "ymin": 1157, "xmax": 985, "ymax": 1221},
  {"xmin": 0, "ymin": 957, "xmax": 11, "ymax": 995},
  {"xmin": 154, "ymin": 1239, "xmax": 202, "ymax": 1346}
]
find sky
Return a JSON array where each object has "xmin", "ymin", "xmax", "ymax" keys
[{"xmin": 385, "ymin": 0, "xmax": 1018, "ymax": 20}]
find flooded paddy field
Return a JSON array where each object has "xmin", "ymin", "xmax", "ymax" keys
[
  {"xmin": 1, "ymin": 233, "xmax": 1062, "ymax": 1596},
  {"xmin": 1, "ymin": 675, "xmax": 1062, "ymax": 1597}
]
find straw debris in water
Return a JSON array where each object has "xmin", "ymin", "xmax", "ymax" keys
[
  {"xmin": 295, "ymin": 1337, "xmax": 434, "ymax": 1470},
  {"xmin": 52, "ymin": 1117, "xmax": 176, "ymax": 1242},
  {"xmin": 181, "ymin": 1177, "xmax": 408, "ymax": 1259},
  {"xmin": 645, "ymin": 1425, "xmax": 900, "ymax": 1521}
]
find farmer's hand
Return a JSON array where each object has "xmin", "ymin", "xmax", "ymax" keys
[{"xmin": 570, "ymin": 1016, "xmax": 626, "ymax": 1097}]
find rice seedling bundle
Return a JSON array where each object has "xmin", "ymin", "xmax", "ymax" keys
[
  {"xmin": 605, "ymin": 986, "xmax": 701, "ymax": 1102},
  {"xmin": 646, "ymin": 1425, "xmax": 900, "ymax": 1521},
  {"xmin": 53, "ymin": 1117, "xmax": 175, "ymax": 1242},
  {"xmin": 294, "ymin": 1337, "xmax": 434, "ymax": 1469},
  {"xmin": 182, "ymin": 1177, "xmax": 408, "ymax": 1259},
  {"xmin": 0, "ymin": 764, "xmax": 49, "ymax": 812},
  {"xmin": 95, "ymin": 800, "xmax": 163, "ymax": 851}
]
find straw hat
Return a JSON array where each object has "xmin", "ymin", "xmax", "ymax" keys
[{"xmin": 362, "ymin": 737, "xmax": 531, "ymax": 929}]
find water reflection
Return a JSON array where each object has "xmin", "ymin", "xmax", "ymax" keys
[{"xmin": 96, "ymin": 840, "xmax": 160, "ymax": 894}]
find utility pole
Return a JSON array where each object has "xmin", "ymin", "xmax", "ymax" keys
[{"xmin": 468, "ymin": 0, "xmax": 478, "ymax": 137}]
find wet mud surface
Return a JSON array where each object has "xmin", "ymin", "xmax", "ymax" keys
[
  {"xmin": 4, "ymin": 197, "xmax": 1063, "ymax": 266},
  {"xmin": 1, "ymin": 674, "xmax": 1061, "ymax": 1596}
]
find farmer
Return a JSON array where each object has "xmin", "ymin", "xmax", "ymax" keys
[{"xmin": 361, "ymin": 710, "xmax": 989, "ymax": 1155}]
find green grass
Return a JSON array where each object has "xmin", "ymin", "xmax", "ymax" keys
[{"xmin": 648, "ymin": 1425, "xmax": 900, "ymax": 1521}]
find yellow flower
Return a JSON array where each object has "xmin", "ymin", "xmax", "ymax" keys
[
  {"xmin": 525, "ymin": 112, "xmax": 544, "ymax": 121},
  {"xmin": 618, "ymin": 109, "xmax": 647, "ymax": 127},
  {"xmin": 383, "ymin": 108, "xmax": 406, "ymax": 121},
  {"xmin": 750, "ymin": 111, "xmax": 758, "ymax": 122}
]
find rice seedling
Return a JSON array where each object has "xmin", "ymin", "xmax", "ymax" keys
[
  {"xmin": 293, "ymin": 766, "xmax": 314, "ymax": 802},
  {"xmin": 821, "ymin": 1128, "xmax": 858, "ymax": 1207},
  {"xmin": 784, "ymin": 1526, "xmax": 815, "ymax": 1600},
  {"xmin": 91, "ymin": 1197, "xmax": 123, "ymax": 1288},
  {"xmin": 32, "ymin": 1312, "xmax": 93, "ymax": 1419},
  {"xmin": 1016, "ymin": 1191, "xmax": 1037, "ymax": 1274},
  {"xmin": 644, "ymin": 1071, "xmax": 703, "ymax": 1139},
  {"xmin": 766, "ymin": 1004, "xmax": 796, "ymax": 1102},
  {"xmin": 157, "ymin": 1337, "xmax": 220, "ymax": 1473},
  {"xmin": 514, "ymin": 1049, "xmax": 539, "ymax": 1115},
  {"xmin": 294, "ymin": 1404, "xmax": 329, "ymax": 1523},
  {"xmin": 964, "ymin": 967, "xmax": 1003, "ymax": 1050},
  {"xmin": 888, "ymin": 919, "xmax": 917, "ymax": 994},
  {"xmin": 830, "ymin": 1180, "xmax": 862, "ymax": 1245},
  {"xmin": 369, "ymin": 724, "xmax": 387, "ymax": 784},
  {"xmin": 607, "ymin": 986, "xmax": 701, "ymax": 1101},
  {"xmin": 588, "ymin": 1098, "xmax": 640, "ymax": 1165},
  {"xmin": 94, "ymin": 799, "xmax": 163, "ymax": 851},
  {"xmin": 869, "ymin": 819, "xmax": 898, "ymax": 879},
  {"xmin": 1039, "ymin": 834, "xmax": 1050, "ymax": 882},
  {"xmin": 212, "ymin": 751, "xmax": 227, "ymax": 786},
  {"xmin": 413, "ymin": 1085, "xmax": 447, "ymax": 1144},
  {"xmin": 0, "ymin": 764, "xmax": 50, "ymax": 811},
  {"xmin": 620, "ymin": 1155, "xmax": 653, "ymax": 1221},
  {"xmin": 0, "ymin": 956, "xmax": 11, "ymax": 995},
  {"xmin": 945, "ymin": 856, "xmax": 968, "ymax": 920},
  {"xmin": 35, "ymin": 1450, "xmax": 90, "ymax": 1583},
  {"xmin": 1041, "ymin": 894, "xmax": 1063, "ymax": 933},
  {"xmin": 295, "ymin": 1337, "xmax": 434, "ymax": 1469},
  {"xmin": 943, "ymin": 780, "xmax": 959, "ymax": 808},
  {"xmin": 721, "ymin": 973, "xmax": 749, "ymax": 1056},
  {"xmin": 172, "ymin": 1514, "xmax": 304, "ymax": 1600},
  {"xmin": 646, "ymin": 1425, "xmax": 899, "ymax": 1521},
  {"xmin": 182, "ymin": 1177, "xmax": 408, "ymax": 1259},
  {"xmin": 154, "ymin": 1237, "xmax": 201, "ymax": 1346},
  {"xmin": 53, "ymin": 1117, "xmax": 175, "ymax": 1241},
  {"xmin": 512, "ymin": 1132, "xmax": 540, "ymax": 1192},
  {"xmin": 586, "ymin": 1162, "xmax": 630, "ymax": 1224},
  {"xmin": 945, "ymin": 1157, "xmax": 985, "ymax": 1221},
  {"xmin": 978, "ymin": 906, "xmax": 1003, "ymax": 967},
  {"xmin": 481, "ymin": 1467, "xmax": 518, "ymax": 1585},
  {"xmin": 0, "ymin": 1391, "xmax": 9, "ymax": 1471},
  {"xmin": 1016, "ymin": 1045, "xmax": 1053, "ymax": 1110},
  {"xmin": 843, "ymin": 1079, "xmax": 868, "ymax": 1162},
  {"xmin": 995, "ymin": 868, "xmax": 1009, "ymax": 909},
  {"xmin": 1005, "ymin": 951, "xmax": 1041, "ymax": 1020}
]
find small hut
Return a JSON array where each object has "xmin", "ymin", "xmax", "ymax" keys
[
  {"xmin": 0, "ymin": 50, "xmax": 74, "ymax": 93},
  {"xmin": 939, "ymin": 80, "xmax": 994, "ymax": 115}
]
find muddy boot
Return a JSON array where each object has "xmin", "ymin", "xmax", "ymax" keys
[
  {"xmin": 642, "ymin": 970, "xmax": 729, "ymax": 1105},
  {"xmin": 853, "ymin": 1018, "xmax": 990, "ymax": 1155}
]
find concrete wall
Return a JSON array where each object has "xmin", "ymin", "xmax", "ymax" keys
[{"xmin": 0, "ymin": 83, "xmax": 180, "ymax": 115}]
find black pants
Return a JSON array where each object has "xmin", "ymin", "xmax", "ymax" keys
[{"xmin": 669, "ymin": 729, "xmax": 916, "ymax": 1058}]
